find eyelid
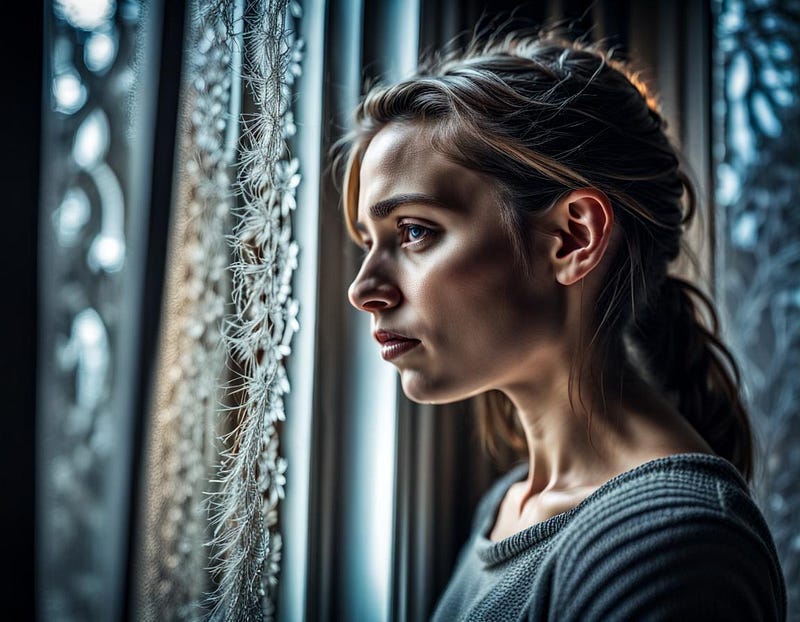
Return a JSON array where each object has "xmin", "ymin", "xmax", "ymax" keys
[{"xmin": 357, "ymin": 218, "xmax": 439, "ymax": 254}]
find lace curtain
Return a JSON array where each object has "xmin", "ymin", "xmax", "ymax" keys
[
  {"xmin": 37, "ymin": 0, "xmax": 302, "ymax": 619},
  {"xmin": 134, "ymin": 1, "xmax": 303, "ymax": 618}
]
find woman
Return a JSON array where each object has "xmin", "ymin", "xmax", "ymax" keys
[{"xmin": 336, "ymin": 28, "xmax": 787, "ymax": 621}]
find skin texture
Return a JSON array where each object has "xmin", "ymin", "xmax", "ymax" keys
[
  {"xmin": 349, "ymin": 122, "xmax": 567, "ymax": 402},
  {"xmin": 348, "ymin": 122, "xmax": 713, "ymax": 540}
]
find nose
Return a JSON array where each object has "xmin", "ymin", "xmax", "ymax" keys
[{"xmin": 348, "ymin": 257, "xmax": 401, "ymax": 312}]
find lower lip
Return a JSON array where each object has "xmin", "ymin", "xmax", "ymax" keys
[{"xmin": 380, "ymin": 339, "xmax": 421, "ymax": 361}]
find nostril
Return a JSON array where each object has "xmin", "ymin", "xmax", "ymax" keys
[{"xmin": 363, "ymin": 300, "xmax": 389, "ymax": 310}]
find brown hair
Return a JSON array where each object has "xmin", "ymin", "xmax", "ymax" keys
[{"xmin": 333, "ymin": 28, "xmax": 754, "ymax": 481}]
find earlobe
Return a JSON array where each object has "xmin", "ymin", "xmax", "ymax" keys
[{"xmin": 545, "ymin": 189, "xmax": 614, "ymax": 286}]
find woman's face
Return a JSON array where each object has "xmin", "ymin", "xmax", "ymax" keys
[{"xmin": 348, "ymin": 122, "xmax": 565, "ymax": 403}]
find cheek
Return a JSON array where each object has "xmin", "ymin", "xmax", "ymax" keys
[
  {"xmin": 395, "ymin": 236, "xmax": 564, "ymax": 403},
  {"xmin": 412, "ymin": 239, "xmax": 564, "ymax": 358},
  {"xmin": 410, "ymin": 236, "xmax": 557, "ymax": 353}
]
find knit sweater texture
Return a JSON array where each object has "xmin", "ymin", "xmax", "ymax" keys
[{"xmin": 430, "ymin": 453, "xmax": 787, "ymax": 621}]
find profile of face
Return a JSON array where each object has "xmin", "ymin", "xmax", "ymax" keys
[{"xmin": 347, "ymin": 122, "xmax": 568, "ymax": 404}]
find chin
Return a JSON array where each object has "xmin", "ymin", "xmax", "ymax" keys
[{"xmin": 399, "ymin": 369, "xmax": 478, "ymax": 405}]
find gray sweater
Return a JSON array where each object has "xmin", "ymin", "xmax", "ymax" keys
[{"xmin": 430, "ymin": 453, "xmax": 787, "ymax": 621}]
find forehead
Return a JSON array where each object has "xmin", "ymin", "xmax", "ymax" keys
[{"xmin": 358, "ymin": 122, "xmax": 493, "ymax": 221}]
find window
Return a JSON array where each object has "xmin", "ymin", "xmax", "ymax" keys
[{"xmin": 22, "ymin": 1, "xmax": 797, "ymax": 620}]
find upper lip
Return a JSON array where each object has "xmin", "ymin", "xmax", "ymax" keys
[{"xmin": 374, "ymin": 329, "xmax": 418, "ymax": 344}]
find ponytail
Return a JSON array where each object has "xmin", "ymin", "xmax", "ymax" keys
[{"xmin": 630, "ymin": 275, "xmax": 754, "ymax": 481}]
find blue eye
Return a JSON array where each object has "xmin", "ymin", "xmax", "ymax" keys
[
  {"xmin": 408, "ymin": 225, "xmax": 425, "ymax": 240},
  {"xmin": 399, "ymin": 222, "xmax": 435, "ymax": 246}
]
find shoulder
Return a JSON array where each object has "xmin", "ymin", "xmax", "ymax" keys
[{"xmin": 546, "ymin": 454, "xmax": 787, "ymax": 621}]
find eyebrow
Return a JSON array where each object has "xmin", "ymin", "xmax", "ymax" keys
[{"xmin": 355, "ymin": 193, "xmax": 449, "ymax": 231}]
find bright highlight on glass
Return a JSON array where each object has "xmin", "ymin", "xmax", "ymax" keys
[
  {"xmin": 53, "ymin": 71, "xmax": 87, "ymax": 114},
  {"xmin": 53, "ymin": 187, "xmax": 91, "ymax": 246},
  {"xmin": 85, "ymin": 31, "xmax": 117, "ymax": 73},
  {"xmin": 56, "ymin": 0, "xmax": 116, "ymax": 30},
  {"xmin": 73, "ymin": 109, "xmax": 110, "ymax": 169},
  {"xmin": 64, "ymin": 308, "xmax": 110, "ymax": 412},
  {"xmin": 89, "ymin": 234, "xmax": 125, "ymax": 273}
]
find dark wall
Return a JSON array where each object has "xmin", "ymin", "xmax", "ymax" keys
[{"xmin": 0, "ymin": 1, "xmax": 42, "ymax": 619}]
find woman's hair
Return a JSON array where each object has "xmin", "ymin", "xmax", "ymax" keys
[{"xmin": 333, "ymin": 27, "xmax": 754, "ymax": 481}]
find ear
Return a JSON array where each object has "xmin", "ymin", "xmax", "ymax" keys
[{"xmin": 542, "ymin": 188, "xmax": 615, "ymax": 286}]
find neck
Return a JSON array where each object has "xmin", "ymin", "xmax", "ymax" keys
[
  {"xmin": 499, "ymin": 357, "xmax": 692, "ymax": 513},
  {"xmin": 504, "ymin": 376, "xmax": 623, "ymax": 491}
]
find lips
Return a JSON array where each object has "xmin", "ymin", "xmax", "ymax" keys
[{"xmin": 374, "ymin": 329, "xmax": 421, "ymax": 361}]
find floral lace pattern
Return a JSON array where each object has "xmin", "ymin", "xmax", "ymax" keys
[{"xmin": 204, "ymin": 1, "xmax": 302, "ymax": 620}]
